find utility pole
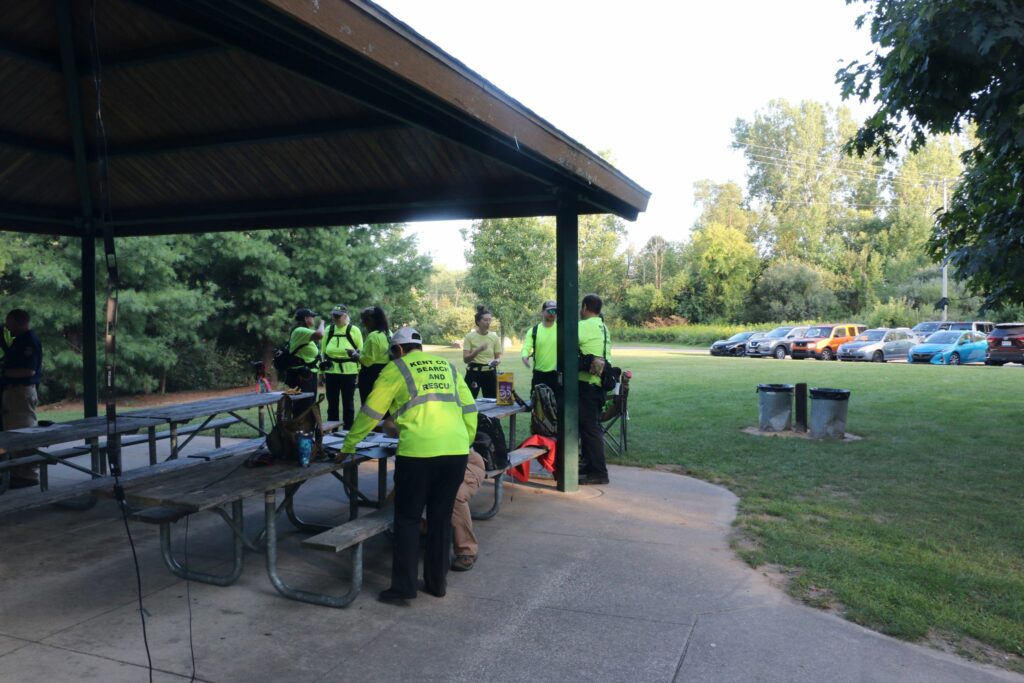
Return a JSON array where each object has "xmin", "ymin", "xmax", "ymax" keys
[{"xmin": 941, "ymin": 179, "xmax": 948, "ymax": 322}]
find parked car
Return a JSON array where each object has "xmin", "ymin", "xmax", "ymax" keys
[
  {"xmin": 709, "ymin": 331, "xmax": 765, "ymax": 356},
  {"xmin": 790, "ymin": 323, "xmax": 867, "ymax": 360},
  {"xmin": 946, "ymin": 320, "xmax": 995, "ymax": 334},
  {"xmin": 837, "ymin": 327, "xmax": 916, "ymax": 362},
  {"xmin": 910, "ymin": 320, "xmax": 953, "ymax": 343},
  {"xmin": 746, "ymin": 326, "xmax": 810, "ymax": 359},
  {"xmin": 985, "ymin": 322, "xmax": 1024, "ymax": 366},
  {"xmin": 907, "ymin": 330, "xmax": 989, "ymax": 365}
]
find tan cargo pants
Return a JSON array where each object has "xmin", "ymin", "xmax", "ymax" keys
[
  {"xmin": 2, "ymin": 384, "xmax": 39, "ymax": 479},
  {"xmin": 451, "ymin": 449, "xmax": 485, "ymax": 557}
]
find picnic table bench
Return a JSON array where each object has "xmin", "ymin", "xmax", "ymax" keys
[{"xmin": 101, "ymin": 432, "xmax": 397, "ymax": 607}]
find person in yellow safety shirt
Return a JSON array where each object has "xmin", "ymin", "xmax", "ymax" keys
[
  {"xmin": 340, "ymin": 326, "xmax": 478, "ymax": 603},
  {"xmin": 463, "ymin": 305, "xmax": 502, "ymax": 398},
  {"xmin": 287, "ymin": 307, "xmax": 323, "ymax": 415},
  {"xmin": 521, "ymin": 299, "xmax": 558, "ymax": 392},
  {"xmin": 320, "ymin": 305, "xmax": 363, "ymax": 428},
  {"xmin": 356, "ymin": 305, "xmax": 391, "ymax": 405},
  {"xmin": 577, "ymin": 293, "xmax": 611, "ymax": 486},
  {"xmin": 0, "ymin": 323, "xmax": 11, "ymax": 431}
]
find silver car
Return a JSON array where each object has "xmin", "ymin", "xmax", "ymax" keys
[
  {"xmin": 746, "ymin": 326, "xmax": 810, "ymax": 359},
  {"xmin": 837, "ymin": 327, "xmax": 916, "ymax": 362}
]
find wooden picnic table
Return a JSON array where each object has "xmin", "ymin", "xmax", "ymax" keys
[
  {"xmin": 0, "ymin": 391, "xmax": 309, "ymax": 498},
  {"xmin": 96, "ymin": 433, "xmax": 397, "ymax": 606}
]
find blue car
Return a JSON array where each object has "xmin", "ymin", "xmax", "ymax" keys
[{"xmin": 907, "ymin": 330, "xmax": 989, "ymax": 365}]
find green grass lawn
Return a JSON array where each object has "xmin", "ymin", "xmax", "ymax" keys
[{"xmin": 38, "ymin": 348, "xmax": 1023, "ymax": 665}]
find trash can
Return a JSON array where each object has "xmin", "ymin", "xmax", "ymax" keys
[
  {"xmin": 809, "ymin": 388, "xmax": 850, "ymax": 439},
  {"xmin": 757, "ymin": 384, "xmax": 794, "ymax": 432}
]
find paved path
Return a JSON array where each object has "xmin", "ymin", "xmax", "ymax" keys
[{"xmin": 0, "ymin": 443, "xmax": 1019, "ymax": 682}]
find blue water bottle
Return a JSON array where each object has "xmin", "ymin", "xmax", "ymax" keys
[{"xmin": 296, "ymin": 432, "xmax": 313, "ymax": 468}]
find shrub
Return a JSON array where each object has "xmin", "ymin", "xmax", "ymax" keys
[{"xmin": 863, "ymin": 297, "xmax": 920, "ymax": 328}]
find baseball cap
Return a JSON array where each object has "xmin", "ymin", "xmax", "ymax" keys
[
  {"xmin": 331, "ymin": 305, "xmax": 349, "ymax": 317},
  {"xmin": 542, "ymin": 300, "xmax": 557, "ymax": 312},
  {"xmin": 390, "ymin": 326, "xmax": 422, "ymax": 346},
  {"xmin": 294, "ymin": 307, "xmax": 317, "ymax": 320}
]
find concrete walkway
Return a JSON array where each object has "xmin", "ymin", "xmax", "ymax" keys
[{"xmin": 0, "ymin": 443, "xmax": 1019, "ymax": 682}]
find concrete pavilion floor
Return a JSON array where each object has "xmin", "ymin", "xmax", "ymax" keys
[{"xmin": 0, "ymin": 438, "xmax": 1020, "ymax": 683}]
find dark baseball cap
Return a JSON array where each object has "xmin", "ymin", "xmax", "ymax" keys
[
  {"xmin": 294, "ymin": 307, "xmax": 317, "ymax": 320},
  {"xmin": 542, "ymin": 300, "xmax": 557, "ymax": 312}
]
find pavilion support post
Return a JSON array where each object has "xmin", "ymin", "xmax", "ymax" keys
[
  {"xmin": 81, "ymin": 229, "xmax": 98, "ymax": 418},
  {"xmin": 556, "ymin": 201, "xmax": 579, "ymax": 493}
]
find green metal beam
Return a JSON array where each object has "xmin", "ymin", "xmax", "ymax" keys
[
  {"xmin": 0, "ymin": 130, "xmax": 73, "ymax": 158},
  {"xmin": 57, "ymin": 0, "xmax": 99, "ymax": 418},
  {"xmin": 556, "ymin": 200, "xmax": 580, "ymax": 493},
  {"xmin": 0, "ymin": 39, "xmax": 60, "ymax": 71}
]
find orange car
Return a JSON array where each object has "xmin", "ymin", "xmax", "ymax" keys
[{"xmin": 789, "ymin": 323, "xmax": 867, "ymax": 360}]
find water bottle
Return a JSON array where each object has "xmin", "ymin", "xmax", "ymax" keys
[{"xmin": 296, "ymin": 431, "xmax": 313, "ymax": 468}]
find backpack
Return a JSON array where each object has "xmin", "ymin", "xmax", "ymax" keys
[
  {"xmin": 248, "ymin": 394, "xmax": 324, "ymax": 467},
  {"xmin": 530, "ymin": 383, "xmax": 558, "ymax": 438},
  {"xmin": 324, "ymin": 324, "xmax": 358, "ymax": 367},
  {"xmin": 472, "ymin": 414, "xmax": 509, "ymax": 471},
  {"xmin": 272, "ymin": 341, "xmax": 294, "ymax": 374}
]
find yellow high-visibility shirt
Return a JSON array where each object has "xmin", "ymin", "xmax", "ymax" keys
[
  {"xmin": 341, "ymin": 350, "xmax": 478, "ymax": 457},
  {"xmin": 359, "ymin": 330, "xmax": 391, "ymax": 367},
  {"xmin": 288, "ymin": 326, "xmax": 319, "ymax": 372},
  {"xmin": 521, "ymin": 322, "xmax": 557, "ymax": 372},
  {"xmin": 578, "ymin": 317, "xmax": 611, "ymax": 386},
  {"xmin": 463, "ymin": 329, "xmax": 501, "ymax": 365},
  {"xmin": 321, "ymin": 323, "xmax": 363, "ymax": 375}
]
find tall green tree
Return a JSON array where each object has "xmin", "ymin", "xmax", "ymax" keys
[
  {"xmin": 578, "ymin": 213, "xmax": 627, "ymax": 301},
  {"xmin": 463, "ymin": 217, "xmax": 554, "ymax": 341},
  {"xmin": 837, "ymin": 0, "xmax": 1024, "ymax": 307},
  {"xmin": 745, "ymin": 260, "xmax": 838, "ymax": 323},
  {"xmin": 692, "ymin": 180, "xmax": 754, "ymax": 239},
  {"xmin": 680, "ymin": 224, "xmax": 759, "ymax": 322}
]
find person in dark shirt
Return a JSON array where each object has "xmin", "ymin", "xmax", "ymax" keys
[{"xmin": 2, "ymin": 308, "xmax": 43, "ymax": 488}]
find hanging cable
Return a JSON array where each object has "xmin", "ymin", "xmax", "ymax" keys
[{"xmin": 88, "ymin": 2, "xmax": 153, "ymax": 680}]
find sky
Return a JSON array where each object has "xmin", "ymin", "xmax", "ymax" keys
[{"xmin": 373, "ymin": 0, "xmax": 877, "ymax": 269}]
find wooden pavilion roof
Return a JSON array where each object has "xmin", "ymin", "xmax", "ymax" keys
[{"xmin": 0, "ymin": 0, "xmax": 650, "ymax": 236}]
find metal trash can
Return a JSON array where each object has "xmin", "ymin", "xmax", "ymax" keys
[
  {"xmin": 809, "ymin": 388, "xmax": 850, "ymax": 439},
  {"xmin": 757, "ymin": 384, "xmax": 794, "ymax": 432}
]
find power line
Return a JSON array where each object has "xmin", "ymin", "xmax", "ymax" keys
[
  {"xmin": 741, "ymin": 152, "xmax": 955, "ymax": 193},
  {"xmin": 735, "ymin": 140, "xmax": 961, "ymax": 182}
]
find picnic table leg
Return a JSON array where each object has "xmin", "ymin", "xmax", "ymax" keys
[
  {"xmin": 377, "ymin": 457, "xmax": 387, "ymax": 505},
  {"xmin": 509, "ymin": 414, "xmax": 517, "ymax": 449},
  {"xmin": 159, "ymin": 501, "xmax": 246, "ymax": 586},
  {"xmin": 347, "ymin": 461, "xmax": 359, "ymax": 520},
  {"xmin": 258, "ymin": 405, "xmax": 266, "ymax": 434},
  {"xmin": 168, "ymin": 422, "xmax": 179, "ymax": 460},
  {"xmin": 471, "ymin": 475, "xmax": 503, "ymax": 521},
  {"xmin": 264, "ymin": 490, "xmax": 363, "ymax": 608},
  {"xmin": 147, "ymin": 427, "xmax": 157, "ymax": 466},
  {"xmin": 89, "ymin": 437, "xmax": 104, "ymax": 476},
  {"xmin": 284, "ymin": 483, "xmax": 332, "ymax": 533}
]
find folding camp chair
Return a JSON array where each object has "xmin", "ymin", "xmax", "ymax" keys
[{"xmin": 600, "ymin": 370, "xmax": 630, "ymax": 456}]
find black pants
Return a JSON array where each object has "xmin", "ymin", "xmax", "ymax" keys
[
  {"xmin": 578, "ymin": 381, "xmax": 608, "ymax": 479},
  {"xmin": 285, "ymin": 369, "xmax": 317, "ymax": 416},
  {"xmin": 465, "ymin": 366, "xmax": 496, "ymax": 399},
  {"xmin": 390, "ymin": 454, "xmax": 467, "ymax": 597},
  {"xmin": 358, "ymin": 363, "xmax": 387, "ymax": 405},
  {"xmin": 323, "ymin": 373, "xmax": 357, "ymax": 427},
  {"xmin": 531, "ymin": 370, "xmax": 559, "ymax": 393}
]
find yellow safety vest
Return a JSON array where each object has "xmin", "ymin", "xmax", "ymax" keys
[{"xmin": 341, "ymin": 350, "xmax": 478, "ymax": 457}]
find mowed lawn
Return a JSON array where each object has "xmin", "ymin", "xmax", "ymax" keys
[
  {"xmin": 38, "ymin": 348, "xmax": 1023, "ymax": 664},
  {"xmin": 597, "ymin": 349, "xmax": 1023, "ymax": 665}
]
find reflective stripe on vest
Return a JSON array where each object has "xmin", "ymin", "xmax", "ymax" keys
[{"xmin": 392, "ymin": 359, "xmax": 477, "ymax": 419}]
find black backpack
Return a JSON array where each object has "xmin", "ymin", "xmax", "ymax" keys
[
  {"xmin": 472, "ymin": 414, "xmax": 509, "ymax": 472},
  {"xmin": 530, "ymin": 383, "xmax": 558, "ymax": 438},
  {"xmin": 272, "ymin": 341, "xmax": 294, "ymax": 374}
]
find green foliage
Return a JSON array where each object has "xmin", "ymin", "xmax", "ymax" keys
[
  {"xmin": 679, "ymin": 224, "xmax": 759, "ymax": 322},
  {"xmin": 862, "ymin": 297, "xmax": 919, "ymax": 328},
  {"xmin": 578, "ymin": 213, "xmax": 628, "ymax": 301},
  {"xmin": 745, "ymin": 261, "xmax": 838, "ymax": 323},
  {"xmin": 619, "ymin": 283, "xmax": 675, "ymax": 326},
  {"xmin": 837, "ymin": 0, "xmax": 1024, "ymax": 308},
  {"xmin": 463, "ymin": 217, "xmax": 555, "ymax": 341}
]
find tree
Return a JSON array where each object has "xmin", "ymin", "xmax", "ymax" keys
[
  {"xmin": 693, "ymin": 180, "xmax": 754, "ymax": 238},
  {"xmin": 679, "ymin": 224, "xmax": 759, "ymax": 322},
  {"xmin": 463, "ymin": 217, "xmax": 554, "ymax": 341},
  {"xmin": 578, "ymin": 213, "xmax": 627, "ymax": 301},
  {"xmin": 837, "ymin": 0, "xmax": 1024, "ymax": 308},
  {"xmin": 745, "ymin": 260, "xmax": 839, "ymax": 323},
  {"xmin": 192, "ymin": 224, "xmax": 430, "ymax": 365}
]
